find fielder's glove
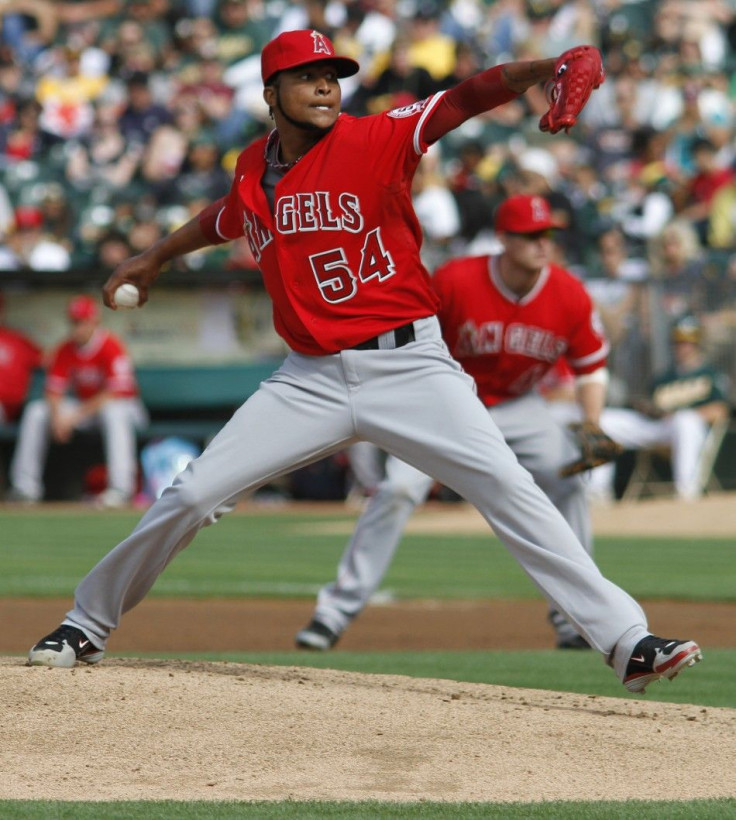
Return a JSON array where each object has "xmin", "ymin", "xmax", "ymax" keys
[
  {"xmin": 539, "ymin": 46, "xmax": 605, "ymax": 134},
  {"xmin": 559, "ymin": 421, "xmax": 624, "ymax": 477}
]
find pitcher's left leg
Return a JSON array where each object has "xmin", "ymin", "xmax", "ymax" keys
[{"xmin": 354, "ymin": 340, "xmax": 647, "ymax": 657}]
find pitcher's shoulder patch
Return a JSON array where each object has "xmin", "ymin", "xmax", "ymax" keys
[{"xmin": 387, "ymin": 98, "xmax": 430, "ymax": 118}]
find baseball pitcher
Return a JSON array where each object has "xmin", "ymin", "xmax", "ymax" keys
[{"xmin": 28, "ymin": 31, "xmax": 701, "ymax": 694}]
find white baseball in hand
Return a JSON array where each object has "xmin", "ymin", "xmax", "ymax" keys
[{"xmin": 113, "ymin": 283, "xmax": 141, "ymax": 309}]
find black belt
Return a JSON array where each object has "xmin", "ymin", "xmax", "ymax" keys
[{"xmin": 351, "ymin": 322, "xmax": 416, "ymax": 350}]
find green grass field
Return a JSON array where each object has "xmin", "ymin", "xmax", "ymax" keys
[
  {"xmin": 3, "ymin": 507, "xmax": 735, "ymax": 819},
  {"xmin": 3, "ymin": 509, "xmax": 735, "ymax": 601},
  {"xmin": 2, "ymin": 798, "xmax": 735, "ymax": 819}
]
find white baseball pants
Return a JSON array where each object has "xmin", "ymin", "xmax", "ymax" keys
[
  {"xmin": 63, "ymin": 317, "xmax": 647, "ymax": 667},
  {"xmin": 549, "ymin": 404, "xmax": 712, "ymax": 501},
  {"xmin": 314, "ymin": 392, "xmax": 592, "ymax": 635},
  {"xmin": 595, "ymin": 407, "xmax": 711, "ymax": 500},
  {"xmin": 10, "ymin": 397, "xmax": 148, "ymax": 500}
]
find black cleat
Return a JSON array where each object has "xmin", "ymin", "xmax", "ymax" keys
[
  {"xmin": 28, "ymin": 625, "xmax": 105, "ymax": 668},
  {"xmin": 623, "ymin": 635, "xmax": 702, "ymax": 694},
  {"xmin": 295, "ymin": 619, "xmax": 341, "ymax": 651}
]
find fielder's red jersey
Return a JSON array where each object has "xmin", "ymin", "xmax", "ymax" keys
[
  {"xmin": 0, "ymin": 327, "xmax": 43, "ymax": 420},
  {"xmin": 433, "ymin": 256, "xmax": 608, "ymax": 406},
  {"xmin": 46, "ymin": 329, "xmax": 139, "ymax": 400},
  {"xmin": 209, "ymin": 100, "xmax": 449, "ymax": 354}
]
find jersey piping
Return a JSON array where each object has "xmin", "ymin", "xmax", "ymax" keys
[
  {"xmin": 413, "ymin": 91, "xmax": 446, "ymax": 154},
  {"xmin": 488, "ymin": 255, "xmax": 552, "ymax": 304}
]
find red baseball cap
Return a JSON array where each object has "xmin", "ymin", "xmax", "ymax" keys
[
  {"xmin": 261, "ymin": 29, "xmax": 360, "ymax": 85},
  {"xmin": 14, "ymin": 206, "xmax": 43, "ymax": 230},
  {"xmin": 67, "ymin": 294, "xmax": 100, "ymax": 322},
  {"xmin": 495, "ymin": 195, "xmax": 562, "ymax": 233}
]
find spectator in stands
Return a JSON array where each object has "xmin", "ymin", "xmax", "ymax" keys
[
  {"xmin": 665, "ymin": 81, "xmax": 717, "ymax": 177},
  {"xmin": 672, "ymin": 137, "xmax": 733, "ymax": 245},
  {"xmin": 66, "ymin": 97, "xmax": 145, "ymax": 195},
  {"xmin": 174, "ymin": 55, "xmax": 244, "ymax": 149},
  {"xmin": 411, "ymin": 149, "xmax": 461, "ymax": 270},
  {"xmin": 593, "ymin": 314, "xmax": 730, "ymax": 502},
  {"xmin": 101, "ymin": 0, "xmax": 173, "ymax": 70},
  {"xmin": 4, "ymin": 206, "xmax": 71, "ymax": 271},
  {"xmin": 7, "ymin": 294, "xmax": 147, "ymax": 507},
  {"xmin": 347, "ymin": 34, "xmax": 436, "ymax": 116},
  {"xmin": 585, "ymin": 227, "xmax": 651, "ymax": 402},
  {"xmin": 0, "ymin": 99, "xmax": 49, "ymax": 163},
  {"xmin": 0, "ymin": 0, "xmax": 60, "ymax": 62},
  {"xmin": 404, "ymin": 1, "xmax": 456, "ymax": 82},
  {"xmin": 584, "ymin": 77, "xmax": 652, "ymax": 185},
  {"xmin": 436, "ymin": 39, "xmax": 481, "ymax": 91},
  {"xmin": 170, "ymin": 134, "xmax": 231, "ymax": 205},
  {"xmin": 35, "ymin": 45, "xmax": 109, "ymax": 141},
  {"xmin": 36, "ymin": 183, "xmax": 75, "ymax": 255},
  {"xmin": 0, "ymin": 290, "xmax": 43, "ymax": 424},
  {"xmin": 612, "ymin": 153, "xmax": 675, "ymax": 252},
  {"xmin": 648, "ymin": 218, "xmax": 708, "ymax": 320},
  {"xmin": 446, "ymin": 139, "xmax": 497, "ymax": 247},
  {"xmin": 94, "ymin": 230, "xmax": 134, "ymax": 272},
  {"xmin": 118, "ymin": 71, "xmax": 172, "ymax": 146},
  {"xmin": 214, "ymin": 0, "xmax": 272, "ymax": 67}
]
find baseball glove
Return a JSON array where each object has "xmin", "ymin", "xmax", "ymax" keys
[
  {"xmin": 559, "ymin": 421, "xmax": 624, "ymax": 477},
  {"xmin": 539, "ymin": 46, "xmax": 605, "ymax": 134}
]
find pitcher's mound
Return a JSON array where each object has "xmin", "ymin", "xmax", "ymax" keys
[{"xmin": 3, "ymin": 657, "xmax": 735, "ymax": 803}]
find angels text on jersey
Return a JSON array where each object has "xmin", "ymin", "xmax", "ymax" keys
[
  {"xmin": 242, "ymin": 192, "xmax": 397, "ymax": 304},
  {"xmin": 455, "ymin": 319, "xmax": 568, "ymax": 363}
]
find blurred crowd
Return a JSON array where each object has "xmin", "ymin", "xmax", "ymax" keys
[{"xmin": 2, "ymin": 0, "xmax": 736, "ymax": 404}]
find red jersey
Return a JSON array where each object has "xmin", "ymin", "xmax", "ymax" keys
[
  {"xmin": 433, "ymin": 256, "xmax": 608, "ymax": 406},
  {"xmin": 208, "ymin": 99, "xmax": 450, "ymax": 354},
  {"xmin": 46, "ymin": 329, "xmax": 139, "ymax": 401},
  {"xmin": 0, "ymin": 327, "xmax": 43, "ymax": 420}
]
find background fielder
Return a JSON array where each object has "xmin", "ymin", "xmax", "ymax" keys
[
  {"xmin": 8, "ymin": 295, "xmax": 147, "ymax": 508},
  {"xmin": 583, "ymin": 315, "xmax": 730, "ymax": 501},
  {"xmin": 296, "ymin": 193, "xmax": 612, "ymax": 651},
  {"xmin": 27, "ymin": 30, "xmax": 702, "ymax": 694}
]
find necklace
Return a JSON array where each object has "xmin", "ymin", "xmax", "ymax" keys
[{"xmin": 265, "ymin": 131, "xmax": 303, "ymax": 171}]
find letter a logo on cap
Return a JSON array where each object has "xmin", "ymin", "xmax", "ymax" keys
[
  {"xmin": 530, "ymin": 196, "xmax": 547, "ymax": 224},
  {"xmin": 311, "ymin": 30, "xmax": 331, "ymax": 55}
]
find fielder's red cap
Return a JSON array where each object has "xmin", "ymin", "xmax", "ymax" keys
[
  {"xmin": 261, "ymin": 29, "xmax": 360, "ymax": 85},
  {"xmin": 495, "ymin": 195, "xmax": 562, "ymax": 233},
  {"xmin": 67, "ymin": 294, "xmax": 100, "ymax": 322}
]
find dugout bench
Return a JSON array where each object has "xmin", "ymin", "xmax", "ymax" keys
[{"xmin": 0, "ymin": 360, "xmax": 282, "ymax": 498}]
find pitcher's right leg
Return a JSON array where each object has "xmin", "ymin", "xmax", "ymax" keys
[{"xmin": 30, "ymin": 355, "xmax": 356, "ymax": 665}]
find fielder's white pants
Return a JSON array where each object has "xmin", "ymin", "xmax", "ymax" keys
[
  {"xmin": 10, "ymin": 397, "xmax": 148, "ymax": 500},
  {"xmin": 549, "ymin": 404, "xmax": 711, "ymax": 502},
  {"xmin": 596, "ymin": 407, "xmax": 710, "ymax": 500},
  {"xmin": 63, "ymin": 318, "xmax": 647, "ymax": 670},
  {"xmin": 314, "ymin": 392, "xmax": 591, "ymax": 637},
  {"xmin": 346, "ymin": 440, "xmax": 384, "ymax": 494}
]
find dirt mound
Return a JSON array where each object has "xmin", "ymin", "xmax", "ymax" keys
[{"xmin": 3, "ymin": 657, "xmax": 734, "ymax": 803}]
